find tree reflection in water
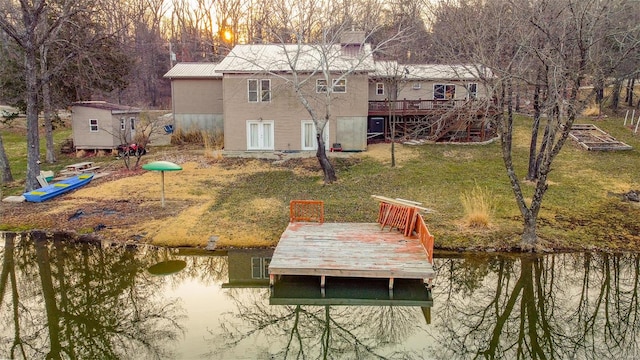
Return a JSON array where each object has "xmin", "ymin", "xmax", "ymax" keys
[
  {"xmin": 429, "ymin": 253, "xmax": 640, "ymax": 359},
  {"xmin": 210, "ymin": 286, "xmax": 430, "ymax": 359},
  {"xmin": 0, "ymin": 231, "xmax": 187, "ymax": 359}
]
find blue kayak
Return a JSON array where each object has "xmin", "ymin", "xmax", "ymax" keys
[{"xmin": 23, "ymin": 173, "xmax": 94, "ymax": 203}]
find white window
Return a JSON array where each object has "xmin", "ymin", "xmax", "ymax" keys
[
  {"xmin": 248, "ymin": 79, "xmax": 258, "ymax": 102},
  {"xmin": 260, "ymin": 79, "xmax": 271, "ymax": 102},
  {"xmin": 120, "ymin": 118, "xmax": 125, "ymax": 131},
  {"xmin": 301, "ymin": 120, "xmax": 329, "ymax": 151},
  {"xmin": 248, "ymin": 79, "xmax": 271, "ymax": 102},
  {"xmin": 130, "ymin": 117, "xmax": 135, "ymax": 131},
  {"xmin": 376, "ymin": 82, "xmax": 384, "ymax": 95},
  {"xmin": 251, "ymin": 257, "xmax": 271, "ymax": 279},
  {"xmin": 317, "ymin": 78, "xmax": 346, "ymax": 93},
  {"xmin": 332, "ymin": 79, "xmax": 346, "ymax": 93},
  {"xmin": 316, "ymin": 79, "xmax": 328, "ymax": 93},
  {"xmin": 89, "ymin": 119, "xmax": 98, "ymax": 132},
  {"xmin": 434, "ymin": 84, "xmax": 456, "ymax": 100},
  {"xmin": 246, "ymin": 120, "xmax": 274, "ymax": 150},
  {"xmin": 467, "ymin": 83, "xmax": 478, "ymax": 99},
  {"xmin": 412, "ymin": 82, "xmax": 422, "ymax": 90}
]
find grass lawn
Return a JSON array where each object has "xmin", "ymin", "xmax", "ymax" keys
[{"xmin": 2, "ymin": 113, "xmax": 640, "ymax": 252}]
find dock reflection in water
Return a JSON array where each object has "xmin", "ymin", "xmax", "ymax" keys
[{"xmin": 2, "ymin": 232, "xmax": 640, "ymax": 359}]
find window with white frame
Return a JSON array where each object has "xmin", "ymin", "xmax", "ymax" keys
[
  {"xmin": 89, "ymin": 119, "xmax": 98, "ymax": 132},
  {"xmin": 467, "ymin": 83, "xmax": 478, "ymax": 99},
  {"xmin": 376, "ymin": 82, "xmax": 384, "ymax": 95},
  {"xmin": 332, "ymin": 79, "xmax": 346, "ymax": 93},
  {"xmin": 130, "ymin": 117, "xmax": 135, "ymax": 131},
  {"xmin": 316, "ymin": 78, "xmax": 347, "ymax": 93},
  {"xmin": 248, "ymin": 79, "xmax": 271, "ymax": 102},
  {"xmin": 120, "ymin": 118, "xmax": 125, "ymax": 131},
  {"xmin": 434, "ymin": 84, "xmax": 456, "ymax": 100},
  {"xmin": 246, "ymin": 120, "xmax": 274, "ymax": 150},
  {"xmin": 316, "ymin": 79, "xmax": 328, "ymax": 93},
  {"xmin": 260, "ymin": 79, "xmax": 271, "ymax": 102}
]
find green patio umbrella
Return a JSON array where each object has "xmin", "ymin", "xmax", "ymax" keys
[{"xmin": 142, "ymin": 161, "xmax": 183, "ymax": 207}]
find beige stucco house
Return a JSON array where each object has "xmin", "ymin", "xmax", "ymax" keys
[
  {"xmin": 163, "ymin": 63, "xmax": 223, "ymax": 133},
  {"xmin": 71, "ymin": 101, "xmax": 140, "ymax": 150}
]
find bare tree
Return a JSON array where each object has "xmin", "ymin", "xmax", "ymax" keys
[
  {"xmin": 0, "ymin": 0, "xmax": 86, "ymax": 191},
  {"xmin": 428, "ymin": 0, "xmax": 640, "ymax": 248}
]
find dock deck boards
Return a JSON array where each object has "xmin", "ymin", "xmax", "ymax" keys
[{"xmin": 269, "ymin": 222, "xmax": 435, "ymax": 286}]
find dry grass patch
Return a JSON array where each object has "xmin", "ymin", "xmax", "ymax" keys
[
  {"xmin": 360, "ymin": 143, "xmax": 418, "ymax": 166},
  {"xmin": 460, "ymin": 184, "xmax": 494, "ymax": 228}
]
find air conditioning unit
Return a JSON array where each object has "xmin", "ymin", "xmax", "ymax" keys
[{"xmin": 412, "ymin": 83, "xmax": 421, "ymax": 90}]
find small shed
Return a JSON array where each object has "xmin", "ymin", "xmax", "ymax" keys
[{"xmin": 71, "ymin": 101, "xmax": 141, "ymax": 150}]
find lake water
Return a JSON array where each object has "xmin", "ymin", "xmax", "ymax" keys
[{"xmin": 1, "ymin": 231, "xmax": 639, "ymax": 359}]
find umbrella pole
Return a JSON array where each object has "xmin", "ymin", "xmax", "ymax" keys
[{"xmin": 161, "ymin": 171, "xmax": 165, "ymax": 207}]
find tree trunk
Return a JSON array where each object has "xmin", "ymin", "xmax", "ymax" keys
[
  {"xmin": 610, "ymin": 78, "xmax": 622, "ymax": 113},
  {"xmin": 316, "ymin": 134, "xmax": 336, "ymax": 184},
  {"xmin": 520, "ymin": 215, "xmax": 538, "ymax": 249},
  {"xmin": 24, "ymin": 45, "xmax": 41, "ymax": 192},
  {"xmin": 526, "ymin": 77, "xmax": 541, "ymax": 181},
  {"xmin": 0, "ymin": 134, "xmax": 14, "ymax": 183},
  {"xmin": 41, "ymin": 50, "xmax": 56, "ymax": 163},
  {"xmin": 626, "ymin": 78, "xmax": 635, "ymax": 107}
]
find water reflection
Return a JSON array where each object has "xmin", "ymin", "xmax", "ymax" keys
[
  {"xmin": 2, "ymin": 231, "xmax": 640, "ymax": 359},
  {"xmin": 428, "ymin": 253, "xmax": 640, "ymax": 359}
]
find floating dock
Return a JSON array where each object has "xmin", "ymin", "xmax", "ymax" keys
[{"xmin": 268, "ymin": 198, "xmax": 436, "ymax": 290}]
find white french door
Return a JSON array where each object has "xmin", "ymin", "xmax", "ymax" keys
[
  {"xmin": 246, "ymin": 120, "xmax": 274, "ymax": 150},
  {"xmin": 301, "ymin": 120, "xmax": 329, "ymax": 151}
]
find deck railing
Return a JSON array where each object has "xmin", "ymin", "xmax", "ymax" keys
[
  {"xmin": 374, "ymin": 196, "xmax": 435, "ymax": 264},
  {"xmin": 369, "ymin": 99, "xmax": 469, "ymax": 114},
  {"xmin": 414, "ymin": 215, "xmax": 434, "ymax": 263}
]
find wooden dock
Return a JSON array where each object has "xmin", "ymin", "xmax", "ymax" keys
[{"xmin": 269, "ymin": 198, "xmax": 435, "ymax": 290}]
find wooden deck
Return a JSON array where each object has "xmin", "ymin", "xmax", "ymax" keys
[{"xmin": 268, "ymin": 221, "xmax": 435, "ymax": 289}]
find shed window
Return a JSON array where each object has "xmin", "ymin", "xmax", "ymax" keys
[
  {"xmin": 89, "ymin": 119, "xmax": 98, "ymax": 132},
  {"xmin": 130, "ymin": 118, "xmax": 135, "ymax": 130},
  {"xmin": 120, "ymin": 118, "xmax": 125, "ymax": 131},
  {"xmin": 376, "ymin": 82, "xmax": 384, "ymax": 95}
]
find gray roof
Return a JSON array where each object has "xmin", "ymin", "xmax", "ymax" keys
[
  {"xmin": 71, "ymin": 101, "xmax": 140, "ymax": 113},
  {"xmin": 163, "ymin": 63, "xmax": 222, "ymax": 79},
  {"xmin": 373, "ymin": 62, "xmax": 491, "ymax": 80},
  {"xmin": 216, "ymin": 44, "xmax": 376, "ymax": 74}
]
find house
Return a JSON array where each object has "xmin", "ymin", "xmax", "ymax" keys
[
  {"xmin": 71, "ymin": 101, "xmax": 141, "ymax": 150},
  {"xmin": 214, "ymin": 33, "xmax": 375, "ymax": 152},
  {"xmin": 162, "ymin": 63, "xmax": 223, "ymax": 133},
  {"xmin": 163, "ymin": 34, "xmax": 496, "ymax": 151}
]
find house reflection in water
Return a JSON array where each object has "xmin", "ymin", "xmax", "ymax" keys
[{"xmin": 222, "ymin": 249, "xmax": 274, "ymax": 288}]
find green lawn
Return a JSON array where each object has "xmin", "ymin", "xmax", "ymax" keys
[{"xmin": 3, "ymin": 113, "xmax": 640, "ymax": 251}]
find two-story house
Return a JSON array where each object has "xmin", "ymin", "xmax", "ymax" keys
[
  {"xmin": 164, "ymin": 34, "xmax": 496, "ymax": 151},
  {"xmin": 214, "ymin": 33, "xmax": 374, "ymax": 152}
]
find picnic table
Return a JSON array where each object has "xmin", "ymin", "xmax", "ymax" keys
[{"xmin": 59, "ymin": 162, "xmax": 100, "ymax": 177}]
